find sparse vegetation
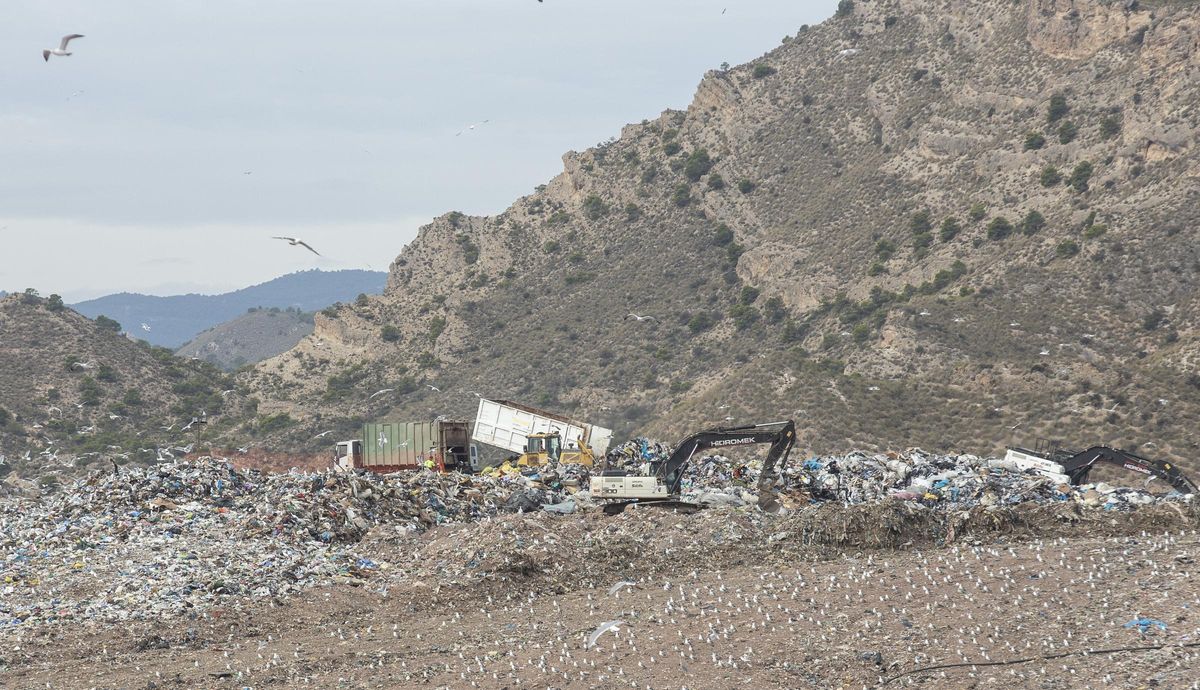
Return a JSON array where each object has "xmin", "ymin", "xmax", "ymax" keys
[
  {"xmin": 1069, "ymin": 161, "xmax": 1094, "ymax": 192},
  {"xmin": 968, "ymin": 203, "xmax": 986, "ymax": 222},
  {"xmin": 752, "ymin": 64, "xmax": 777, "ymax": 79},
  {"xmin": 687, "ymin": 313, "xmax": 715, "ymax": 334},
  {"xmin": 1019, "ymin": 210, "xmax": 1045, "ymax": 236},
  {"xmin": 381, "ymin": 325, "xmax": 401, "ymax": 342},
  {"xmin": 1047, "ymin": 93, "xmax": 1069, "ymax": 123},
  {"xmin": 1023, "ymin": 132, "xmax": 1045, "ymax": 150},
  {"xmin": 1057, "ymin": 121, "xmax": 1078, "ymax": 144},
  {"xmin": 1056, "ymin": 239, "xmax": 1080, "ymax": 258},
  {"xmin": 671, "ymin": 184, "xmax": 692, "ymax": 207},
  {"xmin": 428, "ymin": 317, "xmax": 447, "ymax": 342},
  {"xmin": 683, "ymin": 149, "xmax": 714, "ymax": 182},
  {"xmin": 582, "ymin": 195, "xmax": 609, "ymax": 220},
  {"xmin": 986, "ymin": 217, "xmax": 1013, "ymax": 241},
  {"xmin": 95, "ymin": 315, "xmax": 122, "ymax": 333},
  {"xmin": 1099, "ymin": 113, "xmax": 1122, "ymax": 140},
  {"xmin": 707, "ymin": 174, "xmax": 726, "ymax": 190},
  {"xmin": 737, "ymin": 179, "xmax": 756, "ymax": 194},
  {"xmin": 939, "ymin": 217, "xmax": 961, "ymax": 242},
  {"xmin": 713, "ymin": 224, "xmax": 734, "ymax": 246},
  {"xmin": 1040, "ymin": 165, "xmax": 1062, "ymax": 187}
]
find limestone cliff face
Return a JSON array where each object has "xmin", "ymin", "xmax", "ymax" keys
[
  {"xmin": 249, "ymin": 0, "xmax": 1200, "ymax": 469},
  {"xmin": 1026, "ymin": 0, "xmax": 1150, "ymax": 60}
]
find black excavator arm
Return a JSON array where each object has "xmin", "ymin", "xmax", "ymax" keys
[
  {"xmin": 657, "ymin": 420, "xmax": 797, "ymax": 495},
  {"xmin": 1056, "ymin": 446, "xmax": 1198, "ymax": 494}
]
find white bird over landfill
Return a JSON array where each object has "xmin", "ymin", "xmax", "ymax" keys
[
  {"xmin": 367, "ymin": 388, "xmax": 393, "ymax": 399},
  {"xmin": 44, "ymin": 34, "xmax": 84, "ymax": 62},
  {"xmin": 586, "ymin": 620, "xmax": 624, "ymax": 649},
  {"xmin": 427, "ymin": 384, "xmax": 441, "ymax": 392},
  {"xmin": 272, "ymin": 236, "xmax": 321, "ymax": 256},
  {"xmin": 607, "ymin": 580, "xmax": 637, "ymax": 596},
  {"xmin": 456, "ymin": 120, "xmax": 489, "ymax": 136},
  {"xmin": 141, "ymin": 323, "xmax": 151, "ymax": 331},
  {"xmin": 626, "ymin": 313, "xmax": 656, "ymax": 321}
]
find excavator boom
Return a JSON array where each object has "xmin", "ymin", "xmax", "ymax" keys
[
  {"xmin": 1056, "ymin": 446, "xmax": 1197, "ymax": 494},
  {"xmin": 592, "ymin": 421, "xmax": 796, "ymax": 513}
]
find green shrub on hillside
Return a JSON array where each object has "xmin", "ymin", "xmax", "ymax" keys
[
  {"xmin": 687, "ymin": 313, "xmax": 715, "ymax": 334},
  {"xmin": 1056, "ymin": 239, "xmax": 1080, "ymax": 258},
  {"xmin": 95, "ymin": 315, "xmax": 121, "ymax": 332},
  {"xmin": 582, "ymin": 195, "xmax": 609, "ymax": 220},
  {"xmin": 968, "ymin": 203, "xmax": 986, "ymax": 222},
  {"xmin": 1019, "ymin": 210, "xmax": 1045, "ymax": 235},
  {"xmin": 1023, "ymin": 132, "xmax": 1045, "ymax": 150},
  {"xmin": 683, "ymin": 149, "xmax": 714, "ymax": 182},
  {"xmin": 713, "ymin": 224, "xmax": 734, "ymax": 246},
  {"xmin": 1057, "ymin": 121, "xmax": 1078, "ymax": 144},
  {"xmin": 939, "ymin": 217, "xmax": 961, "ymax": 242},
  {"xmin": 910, "ymin": 210, "xmax": 932, "ymax": 235},
  {"xmin": 1069, "ymin": 161, "xmax": 1094, "ymax": 192},
  {"xmin": 1040, "ymin": 165, "xmax": 1062, "ymax": 187},
  {"xmin": 737, "ymin": 179, "xmax": 756, "ymax": 194},
  {"xmin": 1047, "ymin": 93, "xmax": 1069, "ymax": 123},
  {"xmin": 1099, "ymin": 114, "xmax": 1122, "ymax": 140},
  {"xmin": 986, "ymin": 217, "xmax": 1013, "ymax": 241},
  {"xmin": 672, "ymin": 184, "xmax": 692, "ymax": 207},
  {"xmin": 752, "ymin": 64, "xmax": 777, "ymax": 79}
]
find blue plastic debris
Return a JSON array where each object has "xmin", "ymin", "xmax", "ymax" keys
[{"xmin": 1123, "ymin": 617, "xmax": 1167, "ymax": 633}]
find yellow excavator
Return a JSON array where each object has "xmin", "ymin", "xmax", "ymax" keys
[{"xmin": 516, "ymin": 431, "xmax": 596, "ymax": 467}]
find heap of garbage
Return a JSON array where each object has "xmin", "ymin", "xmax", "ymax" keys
[
  {"xmin": 1, "ymin": 445, "xmax": 1191, "ymax": 630},
  {"xmin": 676, "ymin": 447, "xmax": 1193, "ymax": 511}
]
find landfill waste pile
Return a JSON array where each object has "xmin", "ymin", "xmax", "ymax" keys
[
  {"xmin": 0, "ymin": 457, "xmax": 577, "ymax": 631},
  {"xmin": 677, "ymin": 447, "xmax": 1195, "ymax": 512},
  {"xmin": 2, "ymin": 445, "xmax": 1193, "ymax": 634}
]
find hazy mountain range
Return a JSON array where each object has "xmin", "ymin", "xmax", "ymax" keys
[{"xmin": 71, "ymin": 269, "xmax": 386, "ymax": 348}]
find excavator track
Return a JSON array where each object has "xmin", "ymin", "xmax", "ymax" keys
[{"xmin": 602, "ymin": 500, "xmax": 705, "ymax": 516}]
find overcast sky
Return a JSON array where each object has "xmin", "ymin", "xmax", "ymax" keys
[{"xmin": 1, "ymin": 0, "xmax": 835, "ymax": 301}]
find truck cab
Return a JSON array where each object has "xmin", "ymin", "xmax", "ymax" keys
[{"xmin": 334, "ymin": 440, "xmax": 363, "ymax": 470}]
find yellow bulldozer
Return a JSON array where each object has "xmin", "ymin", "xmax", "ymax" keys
[{"xmin": 516, "ymin": 431, "xmax": 596, "ymax": 467}]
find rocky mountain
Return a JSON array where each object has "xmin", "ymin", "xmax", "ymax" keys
[
  {"xmin": 177, "ymin": 307, "xmax": 315, "ymax": 370},
  {"xmin": 246, "ymin": 0, "xmax": 1200, "ymax": 472},
  {"xmin": 0, "ymin": 293, "xmax": 264, "ymax": 489},
  {"xmin": 71, "ymin": 269, "xmax": 386, "ymax": 349}
]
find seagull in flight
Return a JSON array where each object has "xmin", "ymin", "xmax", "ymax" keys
[
  {"xmin": 917, "ymin": 310, "xmax": 931, "ymax": 317},
  {"xmin": 272, "ymin": 236, "xmax": 321, "ymax": 256},
  {"xmin": 455, "ymin": 120, "xmax": 489, "ymax": 136},
  {"xmin": 426, "ymin": 384, "xmax": 441, "ymax": 392},
  {"xmin": 625, "ymin": 313, "xmax": 656, "ymax": 321},
  {"xmin": 312, "ymin": 430, "xmax": 334, "ymax": 439},
  {"xmin": 44, "ymin": 34, "xmax": 84, "ymax": 62},
  {"xmin": 367, "ymin": 388, "xmax": 393, "ymax": 399},
  {"xmin": 141, "ymin": 323, "xmax": 151, "ymax": 332},
  {"xmin": 586, "ymin": 620, "xmax": 625, "ymax": 650}
]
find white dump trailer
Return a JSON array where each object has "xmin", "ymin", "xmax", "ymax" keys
[{"xmin": 472, "ymin": 398, "xmax": 613, "ymax": 457}]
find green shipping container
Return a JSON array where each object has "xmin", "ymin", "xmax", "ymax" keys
[{"xmin": 360, "ymin": 421, "xmax": 472, "ymax": 471}]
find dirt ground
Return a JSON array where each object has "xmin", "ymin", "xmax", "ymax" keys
[{"xmin": 3, "ymin": 506, "xmax": 1199, "ymax": 690}]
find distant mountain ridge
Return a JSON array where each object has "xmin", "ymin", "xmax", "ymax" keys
[
  {"xmin": 72, "ymin": 269, "xmax": 386, "ymax": 348},
  {"xmin": 177, "ymin": 307, "xmax": 315, "ymax": 370}
]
